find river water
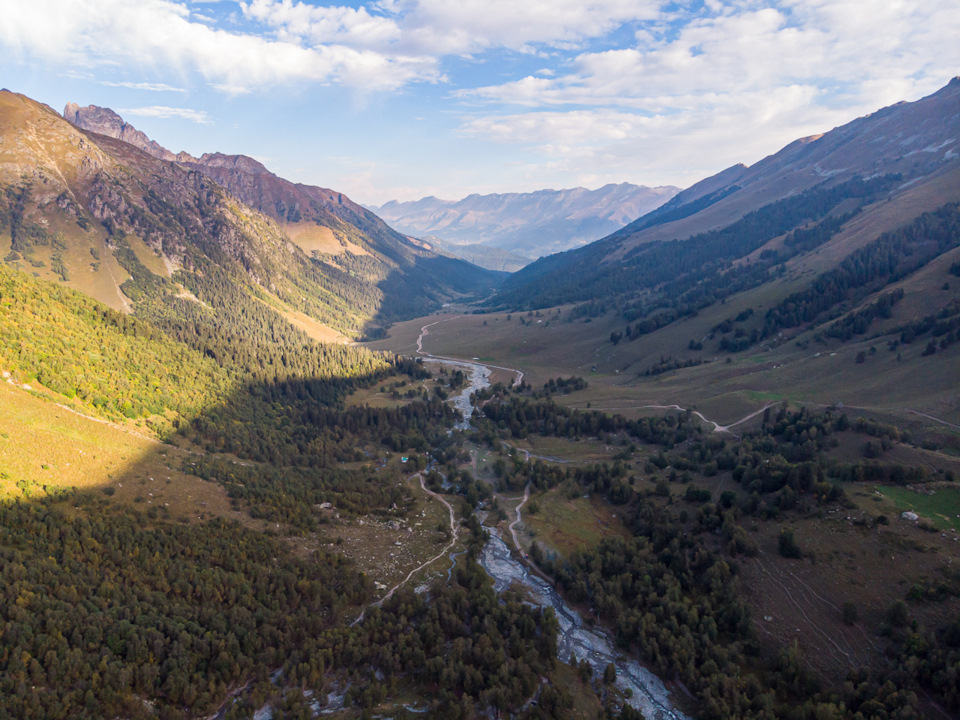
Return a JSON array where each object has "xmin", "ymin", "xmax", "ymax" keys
[{"xmin": 423, "ymin": 352, "xmax": 691, "ymax": 720}]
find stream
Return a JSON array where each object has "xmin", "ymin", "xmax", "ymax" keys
[{"xmin": 418, "ymin": 333, "xmax": 691, "ymax": 719}]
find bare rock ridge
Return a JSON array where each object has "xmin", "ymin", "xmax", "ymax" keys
[
  {"xmin": 62, "ymin": 103, "xmax": 423, "ymax": 258},
  {"xmin": 63, "ymin": 103, "xmax": 199, "ymax": 164}
]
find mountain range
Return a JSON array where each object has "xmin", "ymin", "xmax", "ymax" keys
[
  {"xmin": 495, "ymin": 77, "xmax": 960, "ymax": 314},
  {"xmin": 2, "ymin": 96, "xmax": 498, "ymax": 341},
  {"xmin": 370, "ymin": 183, "xmax": 679, "ymax": 263}
]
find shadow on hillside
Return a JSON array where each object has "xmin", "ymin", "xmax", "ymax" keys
[
  {"xmin": 359, "ymin": 253, "xmax": 506, "ymax": 339},
  {"xmin": 4, "ymin": 354, "xmax": 460, "ymax": 534},
  {"xmin": 0, "ymin": 358, "xmax": 474, "ymax": 715}
]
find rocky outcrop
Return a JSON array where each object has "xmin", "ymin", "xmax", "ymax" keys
[{"xmin": 63, "ymin": 103, "xmax": 197, "ymax": 163}]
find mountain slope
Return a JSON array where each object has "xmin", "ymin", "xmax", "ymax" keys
[
  {"xmin": 494, "ymin": 78, "xmax": 960, "ymax": 319},
  {"xmin": 54, "ymin": 99, "xmax": 500, "ymax": 335},
  {"xmin": 372, "ymin": 183, "xmax": 679, "ymax": 258}
]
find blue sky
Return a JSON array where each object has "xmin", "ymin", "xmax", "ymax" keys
[{"xmin": 2, "ymin": 0, "xmax": 958, "ymax": 204}]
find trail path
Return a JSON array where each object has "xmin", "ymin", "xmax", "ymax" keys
[
  {"xmin": 352, "ymin": 471, "xmax": 460, "ymax": 625},
  {"xmin": 586, "ymin": 401, "xmax": 778, "ymax": 437},
  {"xmin": 637, "ymin": 403, "xmax": 777, "ymax": 434},
  {"xmin": 907, "ymin": 409, "xmax": 960, "ymax": 431},
  {"xmin": 507, "ymin": 483, "xmax": 531, "ymax": 552}
]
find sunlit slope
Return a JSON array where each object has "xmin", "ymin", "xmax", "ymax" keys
[{"xmin": 2, "ymin": 91, "xmax": 501, "ymax": 339}]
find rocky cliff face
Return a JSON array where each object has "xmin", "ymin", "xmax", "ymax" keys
[{"xmin": 62, "ymin": 104, "xmax": 429, "ymax": 262}]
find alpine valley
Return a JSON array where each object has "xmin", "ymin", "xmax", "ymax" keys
[{"xmin": 0, "ymin": 78, "xmax": 959, "ymax": 720}]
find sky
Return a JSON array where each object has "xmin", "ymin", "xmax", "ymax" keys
[{"xmin": 1, "ymin": 0, "xmax": 958, "ymax": 205}]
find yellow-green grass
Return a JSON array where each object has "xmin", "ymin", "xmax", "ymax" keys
[
  {"xmin": 279, "ymin": 306, "xmax": 349, "ymax": 344},
  {"xmin": 127, "ymin": 234, "xmax": 172, "ymax": 277},
  {"xmin": 2, "ymin": 226, "xmax": 134, "ymax": 312},
  {"xmin": 283, "ymin": 220, "xmax": 369, "ymax": 257},
  {"xmin": 0, "ymin": 380, "xmax": 239, "ymax": 522},
  {"xmin": 523, "ymin": 484, "xmax": 630, "ymax": 558},
  {"xmin": 877, "ymin": 484, "xmax": 960, "ymax": 532}
]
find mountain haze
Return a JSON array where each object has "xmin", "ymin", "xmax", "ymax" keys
[{"xmin": 372, "ymin": 183, "xmax": 679, "ymax": 258}]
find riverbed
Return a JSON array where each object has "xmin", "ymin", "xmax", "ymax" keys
[{"xmin": 419, "ymin": 337, "xmax": 691, "ymax": 719}]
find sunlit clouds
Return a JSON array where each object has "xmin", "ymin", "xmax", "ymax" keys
[{"xmin": 2, "ymin": 0, "xmax": 957, "ymax": 202}]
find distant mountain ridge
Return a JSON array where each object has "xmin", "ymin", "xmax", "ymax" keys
[{"xmin": 370, "ymin": 183, "xmax": 679, "ymax": 258}]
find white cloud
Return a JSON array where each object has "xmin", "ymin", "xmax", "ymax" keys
[
  {"xmin": 452, "ymin": 0, "xmax": 960, "ymax": 190},
  {"xmin": 463, "ymin": 1, "xmax": 960, "ymax": 109},
  {"xmin": 238, "ymin": 0, "xmax": 663, "ymax": 57},
  {"xmin": 0, "ymin": 0, "xmax": 440, "ymax": 93},
  {"xmin": 459, "ymin": 83, "xmax": 863, "ymax": 188},
  {"xmin": 119, "ymin": 106, "xmax": 214, "ymax": 124},
  {"xmin": 101, "ymin": 81, "xmax": 186, "ymax": 92},
  {"xmin": 389, "ymin": 0, "xmax": 663, "ymax": 55},
  {"xmin": 241, "ymin": 0, "xmax": 401, "ymax": 49}
]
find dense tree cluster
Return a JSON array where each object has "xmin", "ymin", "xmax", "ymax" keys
[
  {"xmin": 539, "ymin": 528, "xmax": 762, "ymax": 719},
  {"xmin": 822, "ymin": 289, "xmax": 904, "ymax": 340},
  {"xmin": 478, "ymin": 391, "xmax": 699, "ymax": 447},
  {"xmin": 0, "ymin": 184, "xmax": 51, "ymax": 254},
  {"xmin": 762, "ymin": 202, "xmax": 960, "ymax": 341},
  {"xmin": 291, "ymin": 556, "xmax": 559, "ymax": 718},
  {"xmin": 893, "ymin": 298, "xmax": 960, "ymax": 354},
  {"xmin": 0, "ymin": 493, "xmax": 370, "ymax": 719},
  {"xmin": 0, "ymin": 263, "xmax": 231, "ymax": 420}
]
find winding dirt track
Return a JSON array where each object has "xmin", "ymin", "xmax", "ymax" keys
[
  {"xmin": 507, "ymin": 483, "xmax": 531, "ymax": 553},
  {"xmin": 353, "ymin": 472, "xmax": 460, "ymax": 625},
  {"xmin": 636, "ymin": 403, "xmax": 778, "ymax": 435},
  {"xmin": 377, "ymin": 473, "xmax": 460, "ymax": 604}
]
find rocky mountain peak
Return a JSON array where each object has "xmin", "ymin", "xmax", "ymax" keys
[{"xmin": 63, "ymin": 103, "xmax": 197, "ymax": 164}]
